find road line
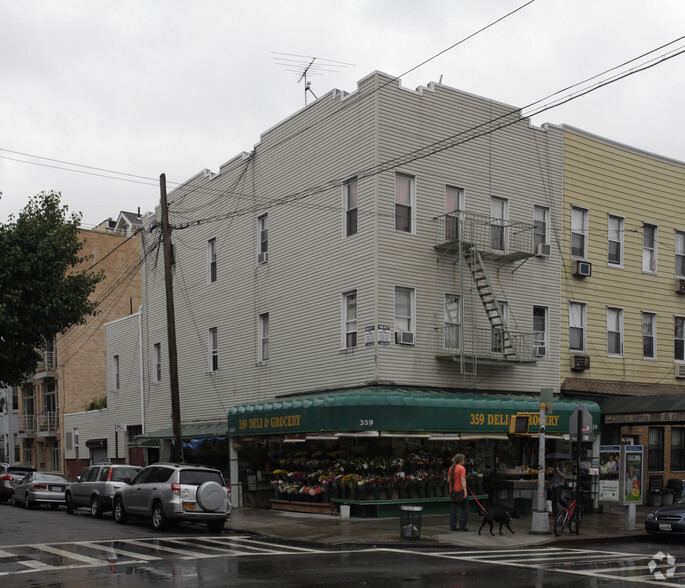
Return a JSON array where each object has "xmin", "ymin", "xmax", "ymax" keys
[
  {"xmin": 76, "ymin": 541, "xmax": 161, "ymax": 561},
  {"xmin": 32, "ymin": 544, "xmax": 104, "ymax": 565}
]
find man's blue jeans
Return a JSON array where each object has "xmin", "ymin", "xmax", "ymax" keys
[{"xmin": 450, "ymin": 496, "xmax": 469, "ymax": 530}]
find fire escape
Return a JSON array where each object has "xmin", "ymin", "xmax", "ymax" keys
[{"xmin": 434, "ymin": 211, "xmax": 538, "ymax": 375}]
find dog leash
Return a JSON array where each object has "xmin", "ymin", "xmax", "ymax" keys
[{"xmin": 467, "ymin": 485, "xmax": 488, "ymax": 514}]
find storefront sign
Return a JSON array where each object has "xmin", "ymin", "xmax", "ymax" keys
[
  {"xmin": 236, "ymin": 414, "xmax": 302, "ymax": 432},
  {"xmin": 605, "ymin": 412, "xmax": 685, "ymax": 424}
]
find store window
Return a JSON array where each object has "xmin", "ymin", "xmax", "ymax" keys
[
  {"xmin": 671, "ymin": 428, "xmax": 685, "ymax": 471},
  {"xmin": 648, "ymin": 427, "xmax": 664, "ymax": 471}
]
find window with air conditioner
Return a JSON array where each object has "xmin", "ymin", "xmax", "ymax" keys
[
  {"xmin": 490, "ymin": 196, "xmax": 508, "ymax": 251},
  {"xmin": 571, "ymin": 206, "xmax": 588, "ymax": 259},
  {"xmin": 642, "ymin": 312, "xmax": 656, "ymax": 359},
  {"xmin": 642, "ymin": 223, "xmax": 657, "ymax": 274},
  {"xmin": 395, "ymin": 173, "xmax": 415, "ymax": 233},
  {"xmin": 343, "ymin": 290, "xmax": 357, "ymax": 349},
  {"xmin": 569, "ymin": 301, "xmax": 586, "ymax": 352},
  {"xmin": 444, "ymin": 186, "xmax": 464, "ymax": 242},
  {"xmin": 259, "ymin": 313, "xmax": 270, "ymax": 362},
  {"xmin": 675, "ymin": 316, "xmax": 685, "ymax": 362},
  {"xmin": 607, "ymin": 214, "xmax": 624, "ymax": 266},
  {"xmin": 394, "ymin": 286, "xmax": 415, "ymax": 344},
  {"xmin": 444, "ymin": 294, "xmax": 460, "ymax": 350},
  {"xmin": 534, "ymin": 206, "xmax": 549, "ymax": 251},
  {"xmin": 607, "ymin": 307, "xmax": 623, "ymax": 357},
  {"xmin": 208, "ymin": 327, "xmax": 218, "ymax": 372},
  {"xmin": 258, "ymin": 214, "xmax": 268, "ymax": 264},
  {"xmin": 344, "ymin": 178, "xmax": 358, "ymax": 237},
  {"xmin": 207, "ymin": 238, "xmax": 217, "ymax": 283},
  {"xmin": 533, "ymin": 305, "xmax": 548, "ymax": 357}
]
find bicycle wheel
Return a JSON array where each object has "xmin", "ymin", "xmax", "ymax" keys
[
  {"xmin": 569, "ymin": 507, "xmax": 580, "ymax": 534},
  {"xmin": 553, "ymin": 510, "xmax": 566, "ymax": 536}
]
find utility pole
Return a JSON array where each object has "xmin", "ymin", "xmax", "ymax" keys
[{"xmin": 160, "ymin": 173, "xmax": 183, "ymax": 463}]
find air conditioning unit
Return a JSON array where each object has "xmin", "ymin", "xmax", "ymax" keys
[
  {"xmin": 570, "ymin": 355, "xmax": 590, "ymax": 371},
  {"xmin": 572, "ymin": 260, "xmax": 592, "ymax": 277},
  {"xmin": 536, "ymin": 243, "xmax": 551, "ymax": 257},
  {"xmin": 395, "ymin": 332, "xmax": 415, "ymax": 345},
  {"xmin": 676, "ymin": 364, "xmax": 685, "ymax": 379},
  {"xmin": 534, "ymin": 345, "xmax": 546, "ymax": 358},
  {"xmin": 258, "ymin": 252, "xmax": 268, "ymax": 264},
  {"xmin": 676, "ymin": 279, "xmax": 685, "ymax": 295}
]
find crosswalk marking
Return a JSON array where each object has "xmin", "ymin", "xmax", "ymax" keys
[{"xmin": 76, "ymin": 541, "xmax": 162, "ymax": 561}]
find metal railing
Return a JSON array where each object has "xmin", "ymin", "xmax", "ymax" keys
[
  {"xmin": 37, "ymin": 411, "xmax": 57, "ymax": 433},
  {"xmin": 435, "ymin": 326, "xmax": 537, "ymax": 363},
  {"xmin": 18, "ymin": 414, "xmax": 36, "ymax": 434}
]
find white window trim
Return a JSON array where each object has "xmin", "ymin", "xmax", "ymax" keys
[
  {"xmin": 675, "ymin": 315, "xmax": 685, "ymax": 363},
  {"xmin": 259, "ymin": 313, "xmax": 270, "ymax": 363},
  {"xmin": 444, "ymin": 293, "xmax": 461, "ymax": 351},
  {"xmin": 642, "ymin": 311, "xmax": 657, "ymax": 361},
  {"xmin": 490, "ymin": 196, "xmax": 509, "ymax": 251},
  {"xmin": 533, "ymin": 205, "xmax": 549, "ymax": 247},
  {"xmin": 113, "ymin": 355, "xmax": 120, "ymax": 390},
  {"xmin": 394, "ymin": 286, "xmax": 416, "ymax": 340},
  {"xmin": 533, "ymin": 305, "xmax": 548, "ymax": 358},
  {"xmin": 342, "ymin": 290, "xmax": 358, "ymax": 349},
  {"xmin": 607, "ymin": 214, "xmax": 624, "ymax": 268},
  {"xmin": 569, "ymin": 301, "xmax": 587, "ymax": 352},
  {"xmin": 258, "ymin": 214, "xmax": 268, "ymax": 264},
  {"xmin": 208, "ymin": 327, "xmax": 218, "ymax": 372},
  {"xmin": 607, "ymin": 306, "xmax": 624, "ymax": 357},
  {"xmin": 207, "ymin": 238, "xmax": 217, "ymax": 283},
  {"xmin": 675, "ymin": 230, "xmax": 685, "ymax": 278},
  {"xmin": 395, "ymin": 172, "xmax": 416, "ymax": 234},
  {"xmin": 571, "ymin": 206, "xmax": 589, "ymax": 260},
  {"xmin": 642, "ymin": 223, "xmax": 658, "ymax": 274},
  {"xmin": 153, "ymin": 343, "xmax": 161, "ymax": 382},
  {"xmin": 343, "ymin": 178, "xmax": 358, "ymax": 238}
]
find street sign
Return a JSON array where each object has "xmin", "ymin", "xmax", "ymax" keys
[
  {"xmin": 569, "ymin": 403, "xmax": 593, "ymax": 441},
  {"xmin": 115, "ymin": 422, "xmax": 127, "ymax": 433}
]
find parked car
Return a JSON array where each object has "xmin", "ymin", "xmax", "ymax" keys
[
  {"xmin": 0, "ymin": 463, "xmax": 37, "ymax": 503},
  {"xmin": 113, "ymin": 463, "xmax": 232, "ymax": 532},
  {"xmin": 645, "ymin": 495, "xmax": 685, "ymax": 535},
  {"xmin": 66, "ymin": 463, "xmax": 143, "ymax": 517},
  {"xmin": 11, "ymin": 471, "xmax": 71, "ymax": 509}
]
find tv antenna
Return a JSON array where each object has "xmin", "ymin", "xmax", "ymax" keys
[{"xmin": 272, "ymin": 52, "xmax": 355, "ymax": 106}]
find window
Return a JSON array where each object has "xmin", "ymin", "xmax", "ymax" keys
[
  {"xmin": 491, "ymin": 300, "xmax": 508, "ymax": 353},
  {"xmin": 153, "ymin": 343, "xmax": 161, "ymax": 381},
  {"xmin": 344, "ymin": 178, "xmax": 358, "ymax": 237},
  {"xmin": 208, "ymin": 328, "xmax": 218, "ymax": 372},
  {"xmin": 571, "ymin": 206, "xmax": 588, "ymax": 258},
  {"xmin": 208, "ymin": 238, "xmax": 217, "ymax": 282},
  {"xmin": 533, "ymin": 206, "xmax": 549, "ymax": 248},
  {"xmin": 676, "ymin": 231, "xmax": 685, "ymax": 277},
  {"xmin": 113, "ymin": 355, "xmax": 120, "ymax": 390},
  {"xmin": 607, "ymin": 307, "xmax": 623, "ymax": 356},
  {"xmin": 569, "ymin": 302, "xmax": 586, "ymax": 351},
  {"xmin": 642, "ymin": 312, "xmax": 656, "ymax": 359},
  {"xmin": 675, "ymin": 316, "xmax": 685, "ymax": 361},
  {"xmin": 671, "ymin": 428, "xmax": 685, "ymax": 471},
  {"xmin": 490, "ymin": 197, "xmax": 508, "ymax": 250},
  {"xmin": 444, "ymin": 294, "xmax": 460, "ymax": 350},
  {"xmin": 50, "ymin": 442, "xmax": 60, "ymax": 472},
  {"xmin": 394, "ymin": 287, "xmax": 414, "ymax": 337},
  {"xmin": 607, "ymin": 215, "xmax": 623, "ymax": 266},
  {"xmin": 648, "ymin": 427, "xmax": 664, "ymax": 471},
  {"xmin": 259, "ymin": 313, "xmax": 269, "ymax": 362},
  {"xmin": 642, "ymin": 223, "xmax": 657, "ymax": 273},
  {"xmin": 395, "ymin": 173, "xmax": 415, "ymax": 233},
  {"xmin": 343, "ymin": 291, "xmax": 357, "ymax": 348},
  {"xmin": 533, "ymin": 306, "xmax": 548, "ymax": 357},
  {"xmin": 445, "ymin": 186, "xmax": 464, "ymax": 241},
  {"xmin": 258, "ymin": 214, "xmax": 268, "ymax": 263}
]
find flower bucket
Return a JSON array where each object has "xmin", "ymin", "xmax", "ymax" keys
[
  {"xmin": 386, "ymin": 484, "xmax": 394, "ymax": 500},
  {"xmin": 373, "ymin": 487, "xmax": 382, "ymax": 501}
]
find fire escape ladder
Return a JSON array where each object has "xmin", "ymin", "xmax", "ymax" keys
[{"xmin": 466, "ymin": 248, "xmax": 517, "ymax": 360}]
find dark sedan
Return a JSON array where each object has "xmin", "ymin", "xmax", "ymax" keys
[{"xmin": 645, "ymin": 496, "xmax": 685, "ymax": 535}]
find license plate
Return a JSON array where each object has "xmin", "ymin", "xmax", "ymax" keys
[
  {"xmin": 659, "ymin": 523, "xmax": 672, "ymax": 531},
  {"xmin": 182, "ymin": 502, "xmax": 195, "ymax": 511},
  {"xmin": 50, "ymin": 486, "xmax": 64, "ymax": 492}
]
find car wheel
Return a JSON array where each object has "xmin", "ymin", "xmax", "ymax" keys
[
  {"xmin": 65, "ymin": 493, "xmax": 74, "ymax": 514},
  {"xmin": 207, "ymin": 519, "xmax": 225, "ymax": 532},
  {"xmin": 113, "ymin": 498, "xmax": 128, "ymax": 524},
  {"xmin": 24, "ymin": 493, "xmax": 33, "ymax": 510},
  {"xmin": 10, "ymin": 493, "xmax": 17, "ymax": 507},
  {"xmin": 151, "ymin": 503, "xmax": 167, "ymax": 532},
  {"xmin": 90, "ymin": 496, "xmax": 103, "ymax": 518}
]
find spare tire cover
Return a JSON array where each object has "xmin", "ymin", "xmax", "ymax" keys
[{"xmin": 196, "ymin": 481, "xmax": 224, "ymax": 512}]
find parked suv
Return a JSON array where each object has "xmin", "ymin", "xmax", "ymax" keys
[
  {"xmin": 0, "ymin": 463, "xmax": 37, "ymax": 503},
  {"xmin": 65, "ymin": 463, "xmax": 142, "ymax": 517},
  {"xmin": 113, "ymin": 463, "xmax": 231, "ymax": 532}
]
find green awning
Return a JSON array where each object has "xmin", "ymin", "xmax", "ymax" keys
[
  {"xmin": 227, "ymin": 387, "xmax": 600, "ymax": 437},
  {"xmin": 134, "ymin": 422, "xmax": 227, "ymax": 445}
]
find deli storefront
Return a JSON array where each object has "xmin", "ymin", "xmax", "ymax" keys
[{"xmin": 227, "ymin": 387, "xmax": 600, "ymax": 513}]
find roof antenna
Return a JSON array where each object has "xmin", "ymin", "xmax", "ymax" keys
[{"xmin": 272, "ymin": 52, "xmax": 356, "ymax": 106}]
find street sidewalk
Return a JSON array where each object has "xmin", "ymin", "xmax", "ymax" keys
[{"xmin": 225, "ymin": 504, "xmax": 653, "ymax": 548}]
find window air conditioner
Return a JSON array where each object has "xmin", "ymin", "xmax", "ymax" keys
[
  {"xmin": 258, "ymin": 252, "xmax": 268, "ymax": 264},
  {"xmin": 534, "ymin": 345, "xmax": 546, "ymax": 358},
  {"xmin": 676, "ymin": 364, "xmax": 685, "ymax": 379},
  {"xmin": 676, "ymin": 279, "xmax": 685, "ymax": 295},
  {"xmin": 395, "ymin": 332, "xmax": 415, "ymax": 345},
  {"xmin": 570, "ymin": 355, "xmax": 590, "ymax": 371},
  {"xmin": 536, "ymin": 243, "xmax": 551, "ymax": 257},
  {"xmin": 572, "ymin": 260, "xmax": 592, "ymax": 277}
]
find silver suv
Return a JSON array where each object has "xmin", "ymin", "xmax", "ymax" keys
[
  {"xmin": 112, "ymin": 463, "xmax": 231, "ymax": 532},
  {"xmin": 65, "ymin": 463, "xmax": 142, "ymax": 517}
]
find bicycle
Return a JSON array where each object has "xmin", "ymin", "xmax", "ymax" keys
[{"xmin": 553, "ymin": 489, "xmax": 585, "ymax": 536}]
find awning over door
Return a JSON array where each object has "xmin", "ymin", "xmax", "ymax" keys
[
  {"xmin": 227, "ymin": 387, "xmax": 600, "ymax": 437},
  {"xmin": 134, "ymin": 422, "xmax": 227, "ymax": 447}
]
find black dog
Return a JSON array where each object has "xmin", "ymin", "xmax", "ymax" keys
[{"xmin": 477, "ymin": 505, "xmax": 520, "ymax": 536}]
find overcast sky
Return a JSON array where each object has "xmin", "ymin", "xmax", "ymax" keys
[{"xmin": 1, "ymin": 0, "xmax": 684, "ymax": 227}]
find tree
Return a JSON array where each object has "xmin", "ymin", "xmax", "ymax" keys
[{"xmin": 0, "ymin": 191, "xmax": 103, "ymax": 386}]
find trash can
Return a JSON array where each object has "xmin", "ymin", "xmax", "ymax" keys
[
  {"xmin": 648, "ymin": 490, "xmax": 662, "ymax": 507},
  {"xmin": 661, "ymin": 489, "xmax": 675, "ymax": 506},
  {"xmin": 400, "ymin": 505, "xmax": 423, "ymax": 540}
]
